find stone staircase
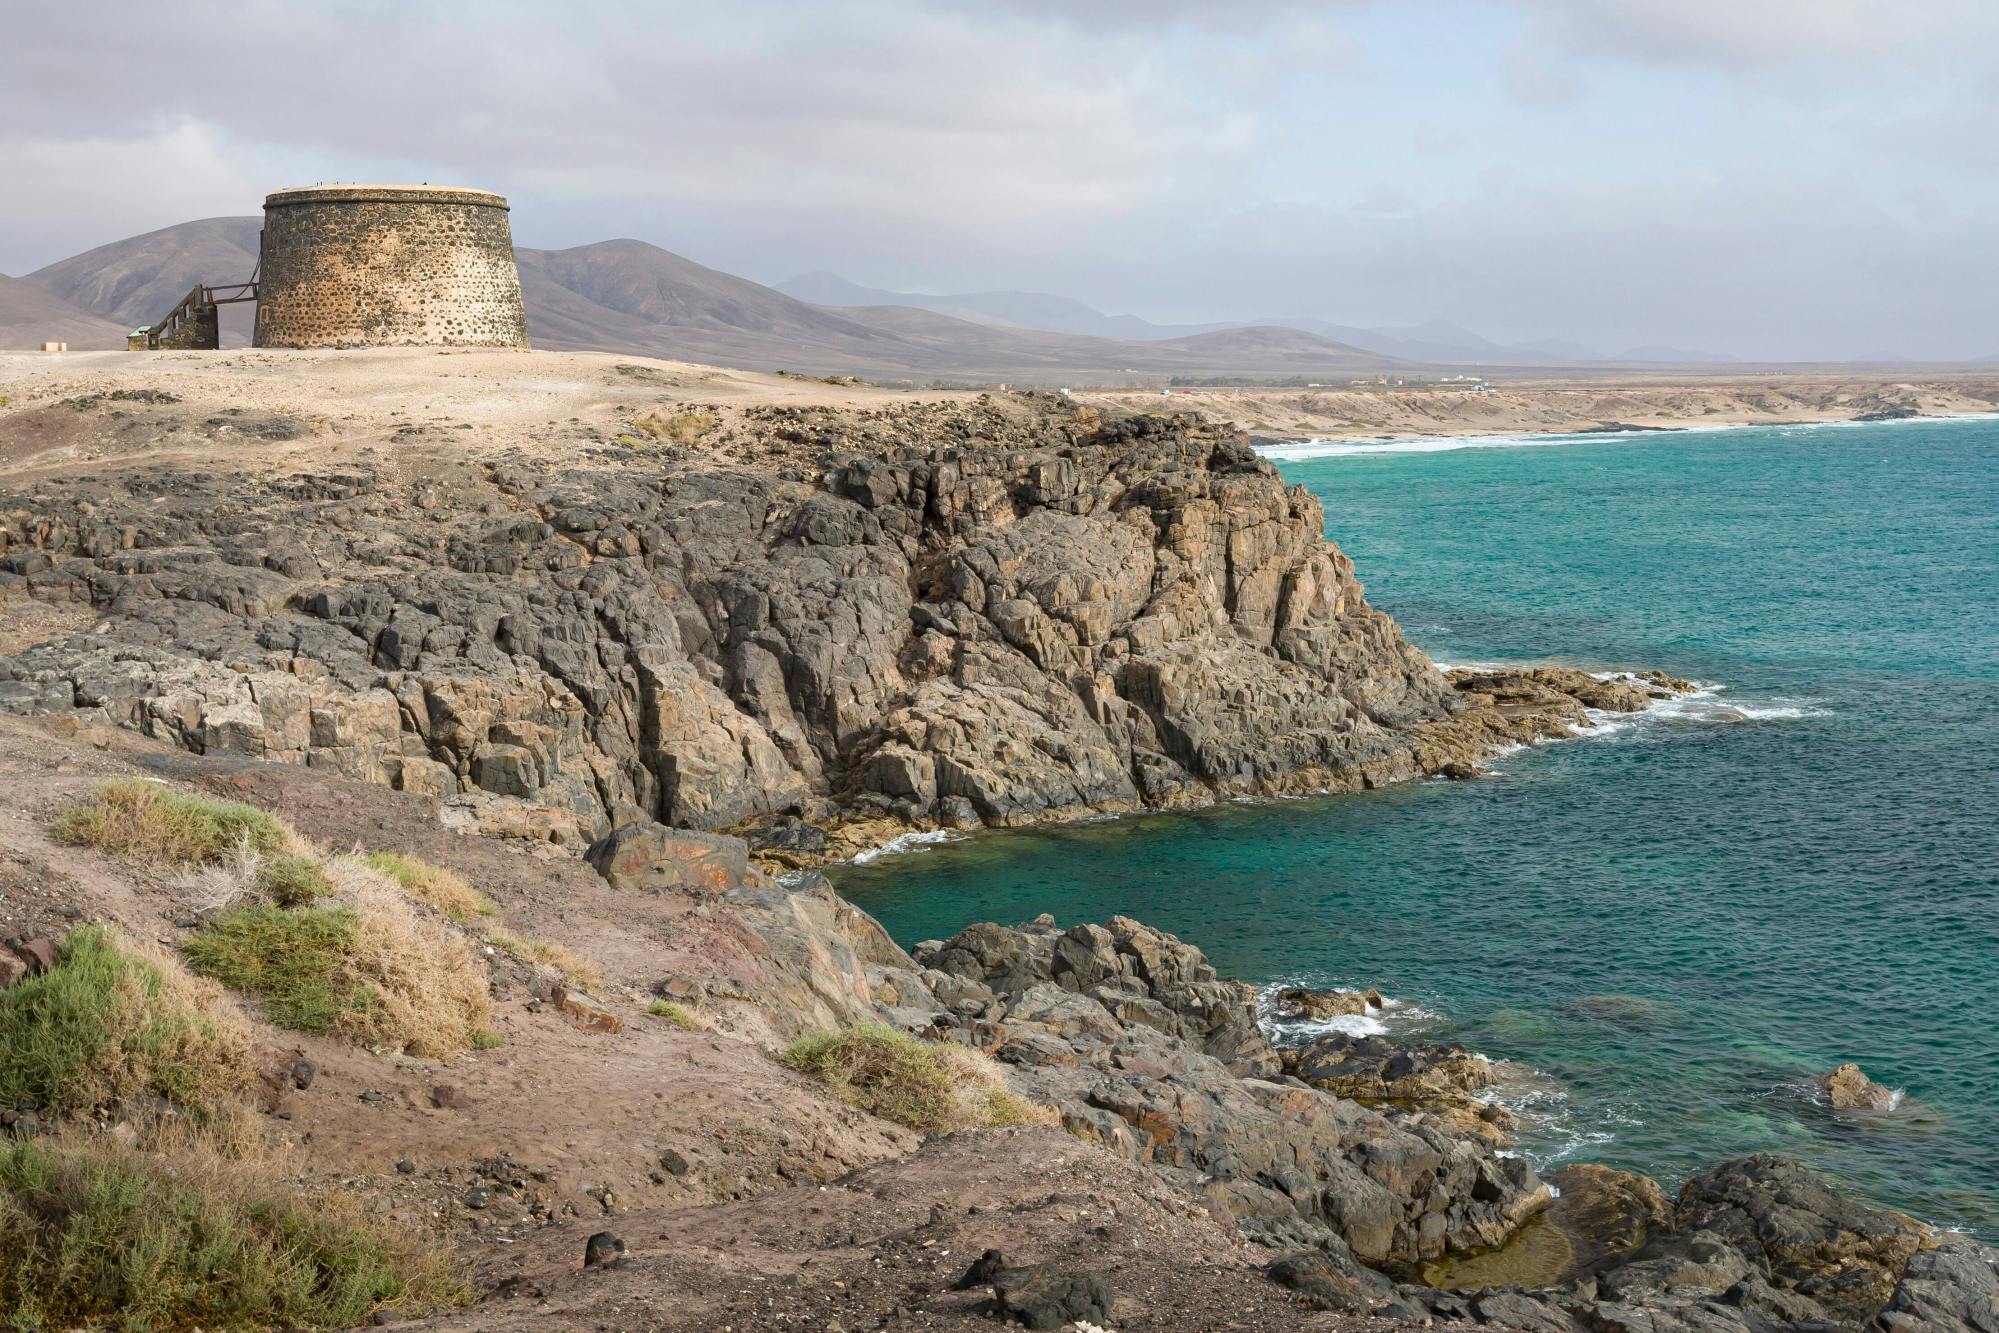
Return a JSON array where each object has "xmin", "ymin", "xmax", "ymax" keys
[{"xmin": 129, "ymin": 280, "xmax": 258, "ymax": 350}]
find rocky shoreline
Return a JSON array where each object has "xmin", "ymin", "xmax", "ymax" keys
[
  {"xmin": 0, "ymin": 352, "xmax": 1992, "ymax": 1329},
  {"xmin": 0, "ymin": 360, "xmax": 1697, "ymax": 873}
]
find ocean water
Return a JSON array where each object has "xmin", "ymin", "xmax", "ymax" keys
[{"xmin": 830, "ymin": 416, "xmax": 1999, "ymax": 1237}]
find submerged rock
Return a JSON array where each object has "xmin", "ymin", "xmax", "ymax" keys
[{"xmin": 1276, "ymin": 985, "xmax": 1384, "ymax": 1020}]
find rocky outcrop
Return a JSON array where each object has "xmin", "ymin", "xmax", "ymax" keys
[
  {"xmin": 1276, "ymin": 985, "xmax": 1385, "ymax": 1021},
  {"xmin": 908, "ymin": 916, "xmax": 1550, "ymax": 1271},
  {"xmin": 1396, "ymin": 1152, "xmax": 1978, "ymax": 1332},
  {"xmin": 1820, "ymin": 1063, "xmax": 1900, "ymax": 1112},
  {"xmin": 803, "ymin": 906, "xmax": 1988, "ymax": 1331},
  {"xmin": 0, "ymin": 395, "xmax": 1684, "ymax": 859}
]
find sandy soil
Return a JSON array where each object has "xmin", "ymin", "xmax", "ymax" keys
[
  {"xmin": 1083, "ymin": 374, "xmax": 1999, "ymax": 441},
  {"xmin": 4, "ymin": 351, "xmax": 1996, "ymax": 484},
  {"xmin": 0, "ymin": 714, "xmax": 1456, "ymax": 1330}
]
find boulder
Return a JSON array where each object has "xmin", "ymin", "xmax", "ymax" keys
[
  {"xmin": 1277, "ymin": 986, "xmax": 1384, "ymax": 1020},
  {"xmin": 586, "ymin": 823, "xmax": 751, "ymax": 896},
  {"xmin": 551, "ymin": 986, "xmax": 623, "ymax": 1035},
  {"xmin": 1821, "ymin": 1062, "xmax": 1901, "ymax": 1112},
  {"xmin": 988, "ymin": 1265, "xmax": 1114, "ymax": 1331},
  {"xmin": 1283, "ymin": 1032, "xmax": 1497, "ymax": 1105}
]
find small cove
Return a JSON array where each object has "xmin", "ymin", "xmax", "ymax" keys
[{"xmin": 831, "ymin": 415, "xmax": 1999, "ymax": 1238}]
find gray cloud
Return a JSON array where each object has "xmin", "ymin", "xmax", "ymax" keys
[{"xmin": 1, "ymin": 0, "xmax": 1993, "ymax": 360}]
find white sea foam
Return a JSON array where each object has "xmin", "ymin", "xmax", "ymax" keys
[
  {"xmin": 1254, "ymin": 981, "xmax": 1437, "ymax": 1042},
  {"xmin": 849, "ymin": 829, "xmax": 961, "ymax": 864},
  {"xmin": 1258, "ymin": 986, "xmax": 1632, "ymax": 1168},
  {"xmin": 1255, "ymin": 410, "xmax": 1999, "ymax": 463}
]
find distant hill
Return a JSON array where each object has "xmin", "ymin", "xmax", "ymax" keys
[
  {"xmin": 0, "ymin": 274, "xmax": 130, "ymax": 350},
  {"xmin": 776, "ymin": 272, "xmax": 1237, "ymax": 341},
  {"xmin": 14, "ymin": 220, "xmax": 1401, "ymax": 377},
  {"xmin": 29, "ymin": 218, "xmax": 261, "ymax": 329},
  {"xmin": 510, "ymin": 241, "xmax": 1401, "ymax": 376},
  {"xmin": 777, "ymin": 273, "xmax": 1753, "ymax": 366}
]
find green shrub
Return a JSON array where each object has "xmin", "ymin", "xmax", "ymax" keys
[
  {"xmin": 53, "ymin": 781, "xmax": 284, "ymax": 867},
  {"xmin": 253, "ymin": 854, "xmax": 334, "ymax": 907},
  {"xmin": 0, "ymin": 926, "xmax": 253, "ymax": 1116},
  {"xmin": 183, "ymin": 906, "xmax": 374, "ymax": 1036},
  {"xmin": 0, "ymin": 1135, "xmax": 462, "ymax": 1331},
  {"xmin": 779, "ymin": 1024, "xmax": 1050, "ymax": 1134},
  {"xmin": 646, "ymin": 999, "xmax": 700, "ymax": 1029},
  {"xmin": 363, "ymin": 851, "xmax": 495, "ymax": 922},
  {"xmin": 468, "ymin": 1029, "xmax": 505, "ymax": 1051}
]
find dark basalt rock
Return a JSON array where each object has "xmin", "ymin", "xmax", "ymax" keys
[
  {"xmin": 0, "ymin": 404, "xmax": 1465, "ymax": 855},
  {"xmin": 582, "ymin": 1231, "xmax": 625, "ymax": 1268},
  {"xmin": 987, "ymin": 1265, "xmax": 1113, "ymax": 1330},
  {"xmin": 912, "ymin": 915, "xmax": 1551, "ymax": 1270},
  {"xmin": 953, "ymin": 1247, "xmax": 1008, "ymax": 1290}
]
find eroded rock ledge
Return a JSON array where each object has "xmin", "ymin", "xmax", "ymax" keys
[{"xmin": 0, "ymin": 392, "xmax": 1685, "ymax": 862}]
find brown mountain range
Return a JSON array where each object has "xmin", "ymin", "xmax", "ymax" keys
[
  {"xmin": 3, "ymin": 218, "xmax": 1400, "ymax": 378},
  {"xmin": 0, "ymin": 274, "xmax": 131, "ymax": 350}
]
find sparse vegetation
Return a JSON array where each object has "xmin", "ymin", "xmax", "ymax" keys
[
  {"xmin": 0, "ymin": 926, "xmax": 254, "ymax": 1118},
  {"xmin": 779, "ymin": 1024, "xmax": 1054, "ymax": 1134},
  {"xmin": 0, "ymin": 1132, "xmax": 463, "ymax": 1331},
  {"xmin": 646, "ymin": 999, "xmax": 701, "ymax": 1030},
  {"xmin": 629, "ymin": 409, "xmax": 717, "ymax": 445},
  {"xmin": 469, "ymin": 1029, "xmax": 505, "ymax": 1051},
  {"xmin": 488, "ymin": 931, "xmax": 603, "ymax": 990},
  {"xmin": 184, "ymin": 905, "xmax": 374, "ymax": 1037},
  {"xmin": 186, "ymin": 864, "xmax": 493, "ymax": 1058},
  {"xmin": 363, "ymin": 850, "xmax": 495, "ymax": 922},
  {"xmin": 53, "ymin": 780, "xmax": 284, "ymax": 867}
]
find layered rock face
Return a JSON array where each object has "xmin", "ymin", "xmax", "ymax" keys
[{"xmin": 0, "ymin": 400, "xmax": 1457, "ymax": 847}]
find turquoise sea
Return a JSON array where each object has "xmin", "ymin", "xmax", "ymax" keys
[{"xmin": 830, "ymin": 416, "xmax": 1999, "ymax": 1237}]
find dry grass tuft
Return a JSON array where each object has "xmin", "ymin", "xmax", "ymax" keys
[
  {"xmin": 780, "ymin": 1024, "xmax": 1055, "ymax": 1134},
  {"xmin": 363, "ymin": 851, "xmax": 496, "ymax": 923},
  {"xmin": 53, "ymin": 780, "xmax": 284, "ymax": 867},
  {"xmin": 630, "ymin": 409, "xmax": 717, "ymax": 445},
  {"xmin": 645, "ymin": 998, "xmax": 702, "ymax": 1030},
  {"xmin": 487, "ymin": 931, "xmax": 603, "ymax": 991},
  {"xmin": 337, "ymin": 862, "xmax": 493, "ymax": 1058},
  {"xmin": 0, "ymin": 926, "xmax": 256, "ymax": 1117},
  {"xmin": 0, "ymin": 1128, "xmax": 464, "ymax": 1330},
  {"xmin": 185, "ymin": 859, "xmax": 493, "ymax": 1057}
]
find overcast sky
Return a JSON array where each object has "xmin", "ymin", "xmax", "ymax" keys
[{"xmin": 4, "ymin": 0, "xmax": 1995, "ymax": 360}]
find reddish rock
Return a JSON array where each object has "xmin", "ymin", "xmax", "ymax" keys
[
  {"xmin": 552, "ymin": 985, "xmax": 624, "ymax": 1035},
  {"xmin": 586, "ymin": 824, "xmax": 751, "ymax": 896},
  {"xmin": 9, "ymin": 937, "xmax": 59, "ymax": 975}
]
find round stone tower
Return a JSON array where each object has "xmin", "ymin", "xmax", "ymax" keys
[{"xmin": 252, "ymin": 185, "xmax": 529, "ymax": 349}]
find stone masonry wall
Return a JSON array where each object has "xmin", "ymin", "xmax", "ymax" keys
[
  {"xmin": 252, "ymin": 186, "xmax": 529, "ymax": 349},
  {"xmin": 153, "ymin": 303, "xmax": 218, "ymax": 351}
]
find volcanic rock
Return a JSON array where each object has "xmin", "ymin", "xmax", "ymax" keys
[{"xmin": 1821, "ymin": 1062, "xmax": 1900, "ymax": 1112}]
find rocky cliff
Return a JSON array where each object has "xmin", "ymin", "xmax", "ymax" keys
[{"xmin": 0, "ymin": 379, "xmax": 1510, "ymax": 856}]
